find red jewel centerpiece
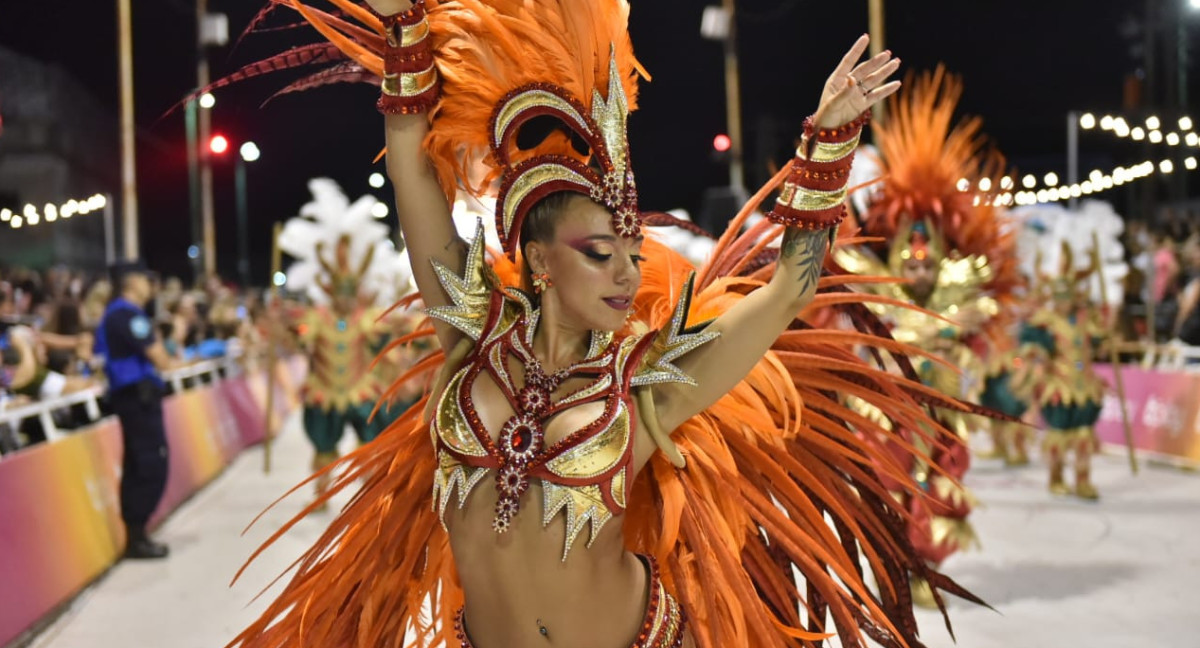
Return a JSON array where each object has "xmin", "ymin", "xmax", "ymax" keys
[{"xmin": 491, "ymin": 359, "xmax": 570, "ymax": 533}]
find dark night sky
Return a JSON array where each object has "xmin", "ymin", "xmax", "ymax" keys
[{"xmin": 0, "ymin": 1, "xmax": 1186, "ymax": 283}]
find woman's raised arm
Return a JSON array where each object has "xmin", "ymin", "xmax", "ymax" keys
[
  {"xmin": 369, "ymin": 0, "xmax": 467, "ymax": 352},
  {"xmin": 649, "ymin": 35, "xmax": 901, "ymax": 433}
]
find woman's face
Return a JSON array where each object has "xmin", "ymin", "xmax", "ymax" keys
[{"xmin": 525, "ymin": 197, "xmax": 643, "ymax": 333}]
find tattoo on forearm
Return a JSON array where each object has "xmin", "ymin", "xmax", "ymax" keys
[{"xmin": 780, "ymin": 227, "xmax": 829, "ymax": 299}]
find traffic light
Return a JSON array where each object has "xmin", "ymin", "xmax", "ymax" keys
[
  {"xmin": 711, "ymin": 133, "xmax": 732, "ymax": 165},
  {"xmin": 209, "ymin": 134, "xmax": 229, "ymax": 155}
]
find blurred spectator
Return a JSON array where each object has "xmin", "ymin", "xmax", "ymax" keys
[
  {"xmin": 81, "ymin": 280, "xmax": 112, "ymax": 331},
  {"xmin": 1175, "ymin": 235, "xmax": 1200, "ymax": 346},
  {"xmin": 1164, "ymin": 208, "xmax": 1193, "ymax": 244},
  {"xmin": 167, "ymin": 292, "xmax": 206, "ymax": 357},
  {"xmin": 1148, "ymin": 229, "xmax": 1183, "ymax": 342},
  {"xmin": 0, "ymin": 262, "xmax": 284, "ymax": 454},
  {"xmin": 1151, "ymin": 230, "xmax": 1181, "ymax": 304}
]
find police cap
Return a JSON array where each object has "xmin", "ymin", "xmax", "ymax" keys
[{"xmin": 108, "ymin": 259, "xmax": 151, "ymax": 288}]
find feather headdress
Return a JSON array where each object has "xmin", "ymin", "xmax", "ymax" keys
[
  {"xmin": 859, "ymin": 66, "xmax": 1021, "ymax": 302},
  {"xmin": 207, "ymin": 0, "xmax": 648, "ymax": 255}
]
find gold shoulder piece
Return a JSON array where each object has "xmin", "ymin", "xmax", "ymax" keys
[
  {"xmin": 630, "ymin": 273, "xmax": 720, "ymax": 388},
  {"xmin": 426, "ymin": 221, "xmax": 495, "ymax": 341}
]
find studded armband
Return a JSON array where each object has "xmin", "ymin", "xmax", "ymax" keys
[
  {"xmin": 375, "ymin": 1, "xmax": 440, "ymax": 115},
  {"xmin": 766, "ymin": 112, "xmax": 870, "ymax": 230}
]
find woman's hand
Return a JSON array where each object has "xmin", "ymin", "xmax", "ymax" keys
[
  {"xmin": 815, "ymin": 34, "xmax": 901, "ymax": 129},
  {"xmin": 364, "ymin": 0, "xmax": 413, "ymax": 16}
]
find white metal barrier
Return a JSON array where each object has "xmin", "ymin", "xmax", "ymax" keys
[
  {"xmin": 163, "ymin": 355, "xmax": 243, "ymax": 394},
  {"xmin": 1129, "ymin": 341, "xmax": 1200, "ymax": 372},
  {"xmin": 0, "ymin": 387, "xmax": 105, "ymax": 446},
  {"xmin": 0, "ymin": 354, "xmax": 246, "ymax": 455},
  {"xmin": 1157, "ymin": 342, "xmax": 1200, "ymax": 371}
]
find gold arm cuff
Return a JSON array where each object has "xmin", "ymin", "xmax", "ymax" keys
[
  {"xmin": 380, "ymin": 65, "xmax": 438, "ymax": 97},
  {"xmin": 635, "ymin": 387, "xmax": 686, "ymax": 468},
  {"xmin": 796, "ymin": 134, "xmax": 861, "ymax": 164},
  {"xmin": 400, "ymin": 19, "xmax": 430, "ymax": 47},
  {"xmin": 777, "ymin": 183, "xmax": 847, "ymax": 212}
]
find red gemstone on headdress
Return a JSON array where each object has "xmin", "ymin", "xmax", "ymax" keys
[{"xmin": 615, "ymin": 209, "xmax": 641, "ymax": 237}]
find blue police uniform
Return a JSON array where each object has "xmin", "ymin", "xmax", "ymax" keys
[{"xmin": 96, "ymin": 295, "xmax": 170, "ymax": 551}]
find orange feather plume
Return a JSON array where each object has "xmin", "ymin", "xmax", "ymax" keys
[
  {"xmin": 422, "ymin": 0, "xmax": 645, "ymax": 203},
  {"xmin": 864, "ymin": 66, "xmax": 1023, "ymax": 324}
]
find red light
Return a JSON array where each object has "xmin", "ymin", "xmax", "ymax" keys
[
  {"xmin": 209, "ymin": 135, "xmax": 229, "ymax": 155},
  {"xmin": 713, "ymin": 134, "xmax": 732, "ymax": 152}
]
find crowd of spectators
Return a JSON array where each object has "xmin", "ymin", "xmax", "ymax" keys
[
  {"xmin": 1123, "ymin": 212, "xmax": 1200, "ymax": 346},
  {"xmin": 0, "ymin": 266, "xmax": 268, "ymax": 452}
]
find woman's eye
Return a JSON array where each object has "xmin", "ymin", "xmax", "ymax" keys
[
  {"xmin": 583, "ymin": 250, "xmax": 612, "ymax": 262},
  {"xmin": 630, "ymin": 255, "xmax": 645, "ymax": 266}
]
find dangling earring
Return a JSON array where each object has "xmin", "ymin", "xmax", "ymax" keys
[{"xmin": 532, "ymin": 272, "xmax": 553, "ymax": 295}]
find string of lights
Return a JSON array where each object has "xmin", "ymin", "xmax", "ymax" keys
[
  {"xmin": 942, "ymin": 110, "xmax": 1200, "ymax": 207},
  {"xmin": 1078, "ymin": 112, "xmax": 1199, "ymax": 147},
  {"xmin": 0, "ymin": 194, "xmax": 108, "ymax": 230},
  {"xmin": 957, "ymin": 155, "xmax": 1197, "ymax": 207}
]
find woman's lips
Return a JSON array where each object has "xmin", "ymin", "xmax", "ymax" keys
[{"xmin": 603, "ymin": 297, "xmax": 631, "ymax": 310}]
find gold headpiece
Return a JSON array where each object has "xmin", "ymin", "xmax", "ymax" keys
[{"xmin": 491, "ymin": 51, "xmax": 641, "ymax": 256}]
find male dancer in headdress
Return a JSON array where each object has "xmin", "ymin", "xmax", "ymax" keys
[
  {"xmin": 839, "ymin": 68, "xmax": 1022, "ymax": 604},
  {"xmin": 1020, "ymin": 249, "xmax": 1107, "ymax": 500},
  {"xmin": 295, "ymin": 236, "xmax": 390, "ymax": 502}
]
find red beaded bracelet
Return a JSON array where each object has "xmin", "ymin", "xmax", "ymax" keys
[
  {"xmin": 763, "ymin": 111, "xmax": 870, "ymax": 229},
  {"xmin": 373, "ymin": 0, "xmax": 440, "ymax": 115},
  {"xmin": 803, "ymin": 111, "xmax": 871, "ymax": 144},
  {"xmin": 767, "ymin": 204, "xmax": 846, "ymax": 230}
]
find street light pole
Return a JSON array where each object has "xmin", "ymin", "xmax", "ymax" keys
[
  {"xmin": 186, "ymin": 98, "xmax": 202, "ymax": 280},
  {"xmin": 236, "ymin": 142, "xmax": 260, "ymax": 287},
  {"xmin": 103, "ymin": 192, "xmax": 116, "ymax": 266},
  {"xmin": 1068, "ymin": 110, "xmax": 1080, "ymax": 210},
  {"xmin": 117, "ymin": 0, "xmax": 138, "ymax": 259},
  {"xmin": 868, "ymin": 0, "xmax": 887, "ymax": 124},
  {"xmin": 198, "ymin": 0, "xmax": 216, "ymax": 280},
  {"xmin": 235, "ymin": 158, "xmax": 248, "ymax": 286},
  {"xmin": 720, "ymin": 0, "xmax": 746, "ymax": 194}
]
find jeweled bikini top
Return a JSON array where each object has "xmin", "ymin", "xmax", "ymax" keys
[{"xmin": 426, "ymin": 226, "xmax": 718, "ymax": 559}]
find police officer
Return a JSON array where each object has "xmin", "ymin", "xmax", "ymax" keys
[{"xmin": 95, "ymin": 261, "xmax": 175, "ymax": 559}]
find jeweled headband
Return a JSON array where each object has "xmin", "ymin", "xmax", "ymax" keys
[{"xmin": 489, "ymin": 51, "xmax": 641, "ymax": 257}]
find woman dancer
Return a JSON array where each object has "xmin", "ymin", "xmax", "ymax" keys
[{"xmin": 222, "ymin": 1, "xmax": 983, "ymax": 646}]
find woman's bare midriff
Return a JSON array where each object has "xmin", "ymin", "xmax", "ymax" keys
[{"xmin": 444, "ymin": 484, "xmax": 646, "ymax": 648}]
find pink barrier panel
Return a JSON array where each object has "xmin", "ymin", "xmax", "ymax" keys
[
  {"xmin": 0, "ymin": 421, "xmax": 124, "ymax": 647},
  {"xmin": 149, "ymin": 387, "xmax": 227, "ymax": 528},
  {"xmin": 1093, "ymin": 364, "xmax": 1200, "ymax": 465},
  {"xmin": 0, "ymin": 360, "xmax": 305, "ymax": 646},
  {"xmin": 243, "ymin": 359, "xmax": 305, "ymax": 433},
  {"xmin": 218, "ymin": 377, "xmax": 267, "ymax": 448}
]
